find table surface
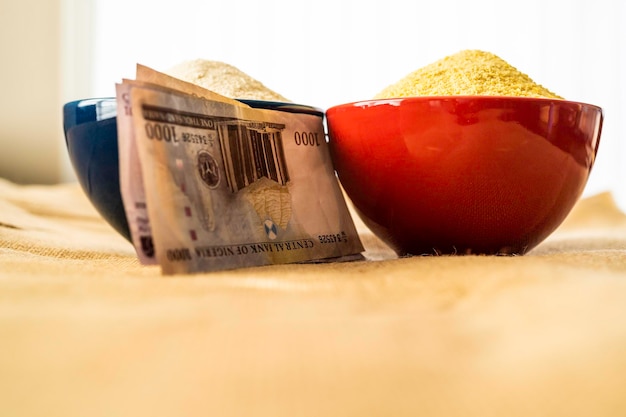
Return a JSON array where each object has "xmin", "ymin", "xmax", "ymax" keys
[{"xmin": 1, "ymin": 178, "xmax": 625, "ymax": 417}]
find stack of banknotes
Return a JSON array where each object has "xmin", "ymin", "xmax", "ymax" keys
[{"xmin": 116, "ymin": 66, "xmax": 363, "ymax": 274}]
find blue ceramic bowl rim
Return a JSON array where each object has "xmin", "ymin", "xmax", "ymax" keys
[
  {"xmin": 63, "ymin": 97, "xmax": 324, "ymax": 132},
  {"xmin": 237, "ymin": 99, "xmax": 324, "ymax": 116}
]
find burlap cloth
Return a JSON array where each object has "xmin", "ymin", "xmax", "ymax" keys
[{"xmin": 1, "ymin": 177, "xmax": 625, "ymax": 417}]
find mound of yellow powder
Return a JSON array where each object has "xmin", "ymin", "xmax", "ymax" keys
[
  {"xmin": 374, "ymin": 50, "xmax": 563, "ymax": 99},
  {"xmin": 166, "ymin": 59, "xmax": 291, "ymax": 102}
]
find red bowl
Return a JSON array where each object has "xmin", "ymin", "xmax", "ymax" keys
[{"xmin": 326, "ymin": 96, "xmax": 603, "ymax": 256}]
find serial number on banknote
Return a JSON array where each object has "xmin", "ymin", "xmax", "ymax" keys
[
  {"xmin": 317, "ymin": 232, "xmax": 349, "ymax": 244},
  {"xmin": 144, "ymin": 122, "xmax": 212, "ymax": 145}
]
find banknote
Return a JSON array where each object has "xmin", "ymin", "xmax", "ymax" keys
[
  {"xmin": 128, "ymin": 86, "xmax": 364, "ymax": 274},
  {"xmin": 116, "ymin": 66, "xmax": 250, "ymax": 264}
]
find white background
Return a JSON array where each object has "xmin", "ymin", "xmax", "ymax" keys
[
  {"xmin": 90, "ymin": 0, "xmax": 626, "ymax": 208},
  {"xmin": 1, "ymin": 0, "xmax": 625, "ymax": 208}
]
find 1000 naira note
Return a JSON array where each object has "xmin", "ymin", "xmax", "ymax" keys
[
  {"xmin": 128, "ymin": 85, "xmax": 363, "ymax": 274},
  {"xmin": 116, "ymin": 66, "xmax": 248, "ymax": 265}
]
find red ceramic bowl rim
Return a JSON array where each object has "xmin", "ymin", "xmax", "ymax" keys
[{"xmin": 326, "ymin": 95, "xmax": 603, "ymax": 113}]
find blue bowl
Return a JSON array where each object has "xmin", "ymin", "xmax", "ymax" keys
[{"xmin": 63, "ymin": 97, "xmax": 324, "ymax": 242}]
